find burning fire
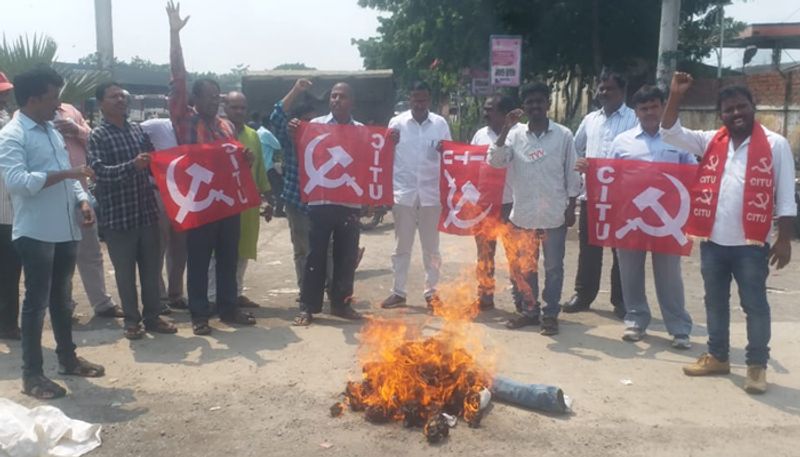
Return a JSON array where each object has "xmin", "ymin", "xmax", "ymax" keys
[{"xmin": 339, "ymin": 276, "xmax": 497, "ymax": 442}]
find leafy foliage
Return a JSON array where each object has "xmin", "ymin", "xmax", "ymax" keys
[{"xmin": 1, "ymin": 34, "xmax": 109, "ymax": 109}]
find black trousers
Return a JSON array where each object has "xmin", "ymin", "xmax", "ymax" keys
[
  {"xmin": 572, "ymin": 200, "xmax": 624, "ymax": 308},
  {"xmin": 186, "ymin": 215, "xmax": 240, "ymax": 320},
  {"xmin": 300, "ymin": 205, "xmax": 360, "ymax": 314},
  {"xmin": 267, "ymin": 169, "xmax": 284, "ymax": 212},
  {"xmin": 0, "ymin": 224, "xmax": 22, "ymax": 332}
]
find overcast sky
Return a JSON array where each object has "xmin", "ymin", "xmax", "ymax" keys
[{"xmin": 1, "ymin": 0, "xmax": 798, "ymax": 73}]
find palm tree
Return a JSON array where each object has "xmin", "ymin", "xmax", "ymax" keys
[{"xmin": 0, "ymin": 34, "xmax": 108, "ymax": 110}]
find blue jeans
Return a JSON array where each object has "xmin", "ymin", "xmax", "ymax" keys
[
  {"xmin": 509, "ymin": 225, "xmax": 566, "ymax": 318},
  {"xmin": 13, "ymin": 237, "xmax": 79, "ymax": 379},
  {"xmin": 700, "ymin": 241, "xmax": 771, "ymax": 366}
]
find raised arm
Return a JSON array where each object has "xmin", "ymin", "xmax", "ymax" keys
[
  {"xmin": 167, "ymin": 1, "xmax": 191, "ymax": 129},
  {"xmin": 488, "ymin": 109, "xmax": 523, "ymax": 168},
  {"xmin": 660, "ymin": 72, "xmax": 715, "ymax": 156}
]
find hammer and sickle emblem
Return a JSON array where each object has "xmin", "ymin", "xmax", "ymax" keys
[
  {"xmin": 442, "ymin": 170, "xmax": 492, "ymax": 229},
  {"xmin": 167, "ymin": 155, "xmax": 235, "ymax": 223},
  {"xmin": 748, "ymin": 192, "xmax": 770, "ymax": 210},
  {"xmin": 615, "ymin": 173, "xmax": 690, "ymax": 245},
  {"xmin": 303, "ymin": 133, "xmax": 364, "ymax": 196},
  {"xmin": 751, "ymin": 157, "xmax": 772, "ymax": 174},
  {"xmin": 703, "ymin": 155, "xmax": 720, "ymax": 172},
  {"xmin": 695, "ymin": 188, "xmax": 714, "ymax": 206}
]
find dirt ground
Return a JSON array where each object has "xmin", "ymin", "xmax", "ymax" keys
[{"xmin": 2, "ymin": 214, "xmax": 800, "ymax": 457}]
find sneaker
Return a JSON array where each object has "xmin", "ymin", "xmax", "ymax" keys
[
  {"xmin": 671, "ymin": 335, "xmax": 691, "ymax": 350},
  {"xmin": 381, "ymin": 294, "xmax": 407, "ymax": 309},
  {"xmin": 683, "ymin": 353, "xmax": 730, "ymax": 376},
  {"xmin": 622, "ymin": 327, "xmax": 645, "ymax": 342},
  {"xmin": 540, "ymin": 316, "xmax": 559, "ymax": 335},
  {"xmin": 744, "ymin": 365, "xmax": 767, "ymax": 394}
]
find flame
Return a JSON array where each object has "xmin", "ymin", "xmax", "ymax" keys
[{"xmin": 341, "ymin": 214, "xmax": 545, "ymax": 438}]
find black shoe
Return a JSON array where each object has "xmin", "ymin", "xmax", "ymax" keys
[
  {"xmin": 95, "ymin": 305, "xmax": 124, "ymax": 318},
  {"xmin": 540, "ymin": 316, "xmax": 559, "ymax": 336},
  {"xmin": 381, "ymin": 294, "xmax": 407, "ymax": 309},
  {"xmin": 561, "ymin": 295, "xmax": 591, "ymax": 313},
  {"xmin": 613, "ymin": 306, "xmax": 627, "ymax": 320},
  {"xmin": 331, "ymin": 305, "xmax": 363, "ymax": 320},
  {"xmin": 505, "ymin": 315, "xmax": 540, "ymax": 329}
]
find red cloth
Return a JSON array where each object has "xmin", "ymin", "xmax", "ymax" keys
[
  {"xmin": 686, "ymin": 123, "xmax": 774, "ymax": 245},
  {"xmin": 586, "ymin": 158, "xmax": 698, "ymax": 256},
  {"xmin": 294, "ymin": 122, "xmax": 394, "ymax": 206},
  {"xmin": 438, "ymin": 141, "xmax": 506, "ymax": 236},
  {"xmin": 149, "ymin": 140, "xmax": 260, "ymax": 231}
]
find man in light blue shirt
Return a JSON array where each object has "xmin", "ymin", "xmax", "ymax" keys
[
  {"xmin": 0, "ymin": 66, "xmax": 105, "ymax": 400},
  {"xmin": 608, "ymin": 85, "xmax": 694, "ymax": 349},
  {"xmin": 257, "ymin": 116, "xmax": 284, "ymax": 215}
]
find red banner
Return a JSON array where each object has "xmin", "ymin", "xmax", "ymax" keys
[
  {"xmin": 438, "ymin": 141, "xmax": 506, "ymax": 235},
  {"xmin": 150, "ymin": 140, "xmax": 260, "ymax": 231},
  {"xmin": 586, "ymin": 158, "xmax": 699, "ymax": 256},
  {"xmin": 295, "ymin": 122, "xmax": 394, "ymax": 206}
]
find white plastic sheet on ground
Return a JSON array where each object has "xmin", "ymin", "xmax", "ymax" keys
[{"xmin": 0, "ymin": 398, "xmax": 102, "ymax": 457}]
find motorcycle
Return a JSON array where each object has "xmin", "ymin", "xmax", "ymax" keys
[{"xmin": 359, "ymin": 205, "xmax": 390, "ymax": 230}]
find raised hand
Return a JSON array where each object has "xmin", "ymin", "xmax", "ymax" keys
[
  {"xmin": 670, "ymin": 72, "xmax": 693, "ymax": 96},
  {"xmin": 166, "ymin": 1, "xmax": 190, "ymax": 32},
  {"xmin": 294, "ymin": 79, "xmax": 312, "ymax": 92},
  {"xmin": 505, "ymin": 108, "xmax": 524, "ymax": 128}
]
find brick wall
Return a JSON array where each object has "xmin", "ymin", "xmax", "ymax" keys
[{"xmin": 683, "ymin": 68, "xmax": 800, "ymax": 108}]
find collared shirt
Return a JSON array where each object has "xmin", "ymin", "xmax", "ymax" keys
[
  {"xmin": 575, "ymin": 104, "xmax": 638, "ymax": 200},
  {"xmin": 88, "ymin": 119, "xmax": 159, "ymax": 231},
  {"xmin": 256, "ymin": 126, "xmax": 281, "ymax": 170},
  {"xmin": 609, "ymin": 125, "xmax": 697, "ymax": 164},
  {"xmin": 488, "ymin": 120, "xmax": 581, "ymax": 230},
  {"xmin": 471, "ymin": 125, "xmax": 515, "ymax": 204},
  {"xmin": 389, "ymin": 110, "xmax": 452, "ymax": 207},
  {"xmin": 140, "ymin": 118, "xmax": 179, "ymax": 151},
  {"xmin": 0, "ymin": 109, "xmax": 11, "ymax": 224},
  {"xmin": 270, "ymin": 101, "xmax": 306, "ymax": 212},
  {"xmin": 661, "ymin": 119, "xmax": 796, "ymax": 246},
  {"xmin": 169, "ymin": 42, "xmax": 235, "ymax": 145},
  {"xmin": 308, "ymin": 112, "xmax": 363, "ymax": 208},
  {"xmin": 0, "ymin": 112, "xmax": 89, "ymax": 242}
]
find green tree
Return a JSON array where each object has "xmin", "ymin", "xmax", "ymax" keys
[
  {"xmin": 1, "ymin": 34, "xmax": 108, "ymax": 109},
  {"xmin": 272, "ymin": 63, "xmax": 317, "ymax": 70}
]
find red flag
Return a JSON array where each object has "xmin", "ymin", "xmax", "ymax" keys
[
  {"xmin": 438, "ymin": 141, "xmax": 506, "ymax": 235},
  {"xmin": 586, "ymin": 158, "xmax": 699, "ymax": 256},
  {"xmin": 295, "ymin": 122, "xmax": 394, "ymax": 206},
  {"xmin": 149, "ymin": 140, "xmax": 260, "ymax": 231}
]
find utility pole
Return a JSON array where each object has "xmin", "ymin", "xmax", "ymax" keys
[
  {"xmin": 656, "ymin": 0, "xmax": 682, "ymax": 90},
  {"xmin": 716, "ymin": 4, "xmax": 725, "ymax": 79},
  {"xmin": 94, "ymin": 0, "xmax": 114, "ymax": 70}
]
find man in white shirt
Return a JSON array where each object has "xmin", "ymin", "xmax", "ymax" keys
[
  {"xmin": 470, "ymin": 94, "xmax": 518, "ymax": 311},
  {"xmin": 141, "ymin": 117, "xmax": 188, "ymax": 311},
  {"xmin": 608, "ymin": 85, "xmax": 695, "ymax": 348},
  {"xmin": 488, "ymin": 82, "xmax": 581, "ymax": 335},
  {"xmin": 381, "ymin": 81, "xmax": 452, "ymax": 311},
  {"xmin": 563, "ymin": 70, "xmax": 637, "ymax": 318},
  {"xmin": 661, "ymin": 72, "xmax": 795, "ymax": 394}
]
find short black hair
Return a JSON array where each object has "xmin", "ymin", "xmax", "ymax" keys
[
  {"xmin": 95, "ymin": 81, "xmax": 123, "ymax": 102},
  {"xmin": 12, "ymin": 65, "xmax": 64, "ymax": 107},
  {"xmin": 261, "ymin": 115, "xmax": 272, "ymax": 128},
  {"xmin": 410, "ymin": 80, "xmax": 431, "ymax": 93},
  {"xmin": 489, "ymin": 93, "xmax": 517, "ymax": 114},
  {"xmin": 631, "ymin": 85, "xmax": 664, "ymax": 107},
  {"xmin": 191, "ymin": 78, "xmax": 220, "ymax": 98},
  {"xmin": 519, "ymin": 81, "xmax": 551, "ymax": 101},
  {"xmin": 717, "ymin": 85, "xmax": 755, "ymax": 111},
  {"xmin": 598, "ymin": 68, "xmax": 627, "ymax": 90}
]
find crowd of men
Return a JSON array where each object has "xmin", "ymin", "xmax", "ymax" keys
[{"xmin": 0, "ymin": 1, "xmax": 795, "ymax": 400}]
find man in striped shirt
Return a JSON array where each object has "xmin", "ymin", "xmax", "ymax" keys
[{"xmin": 563, "ymin": 70, "xmax": 637, "ymax": 318}]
